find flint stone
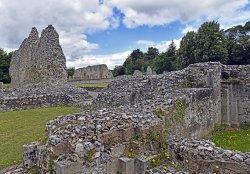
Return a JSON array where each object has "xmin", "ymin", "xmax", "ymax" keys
[
  {"xmin": 49, "ymin": 135, "xmax": 61, "ymax": 145},
  {"xmin": 245, "ymin": 158, "xmax": 250, "ymax": 165}
]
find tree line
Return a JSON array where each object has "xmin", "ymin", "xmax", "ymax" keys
[{"xmin": 113, "ymin": 21, "xmax": 250, "ymax": 76}]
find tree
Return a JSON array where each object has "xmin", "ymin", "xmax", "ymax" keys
[
  {"xmin": 152, "ymin": 41, "xmax": 177, "ymax": 73},
  {"xmin": 225, "ymin": 21, "xmax": 250, "ymax": 65},
  {"xmin": 0, "ymin": 48, "xmax": 12, "ymax": 83},
  {"xmin": 123, "ymin": 49, "xmax": 146, "ymax": 75},
  {"xmin": 112, "ymin": 66, "xmax": 125, "ymax": 77},
  {"xmin": 194, "ymin": 21, "xmax": 228, "ymax": 64},
  {"xmin": 66, "ymin": 67, "xmax": 75, "ymax": 78},
  {"xmin": 145, "ymin": 47, "xmax": 159, "ymax": 61},
  {"xmin": 178, "ymin": 31, "xmax": 196, "ymax": 68}
]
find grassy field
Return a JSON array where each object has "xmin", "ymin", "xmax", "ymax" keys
[
  {"xmin": 74, "ymin": 83, "xmax": 109, "ymax": 87},
  {"xmin": 0, "ymin": 106, "xmax": 82, "ymax": 169},
  {"xmin": 211, "ymin": 124, "xmax": 250, "ymax": 152}
]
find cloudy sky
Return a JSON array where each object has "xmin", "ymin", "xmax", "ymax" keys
[{"xmin": 0, "ymin": 0, "xmax": 249, "ymax": 69}]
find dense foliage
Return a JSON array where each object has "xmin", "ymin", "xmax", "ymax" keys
[
  {"xmin": 66, "ymin": 67, "xmax": 75, "ymax": 78},
  {"xmin": 114, "ymin": 20, "xmax": 250, "ymax": 76},
  {"xmin": 0, "ymin": 49, "xmax": 12, "ymax": 83}
]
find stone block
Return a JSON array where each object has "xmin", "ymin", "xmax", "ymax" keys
[
  {"xmin": 111, "ymin": 145, "xmax": 125, "ymax": 158},
  {"xmin": 119, "ymin": 157, "xmax": 135, "ymax": 174},
  {"xmin": 134, "ymin": 158, "xmax": 147, "ymax": 174},
  {"xmin": 54, "ymin": 160, "xmax": 82, "ymax": 174},
  {"xmin": 23, "ymin": 142, "xmax": 39, "ymax": 169},
  {"xmin": 106, "ymin": 157, "xmax": 119, "ymax": 174}
]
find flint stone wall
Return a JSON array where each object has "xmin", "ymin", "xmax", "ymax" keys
[
  {"xmin": 9, "ymin": 25, "xmax": 67, "ymax": 89},
  {"xmin": 69, "ymin": 64, "xmax": 113, "ymax": 81},
  {"xmin": 168, "ymin": 138, "xmax": 250, "ymax": 174},
  {"xmin": 0, "ymin": 86, "xmax": 91, "ymax": 112},
  {"xmin": 221, "ymin": 65, "xmax": 250, "ymax": 126},
  {"xmin": 20, "ymin": 62, "xmax": 250, "ymax": 174},
  {"xmin": 94, "ymin": 62, "xmax": 222, "ymax": 138}
]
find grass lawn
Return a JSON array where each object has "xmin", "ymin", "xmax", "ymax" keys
[
  {"xmin": 3, "ymin": 83, "xmax": 9, "ymax": 89},
  {"xmin": 211, "ymin": 124, "xmax": 250, "ymax": 152},
  {"xmin": 74, "ymin": 83, "xmax": 109, "ymax": 87},
  {"xmin": 0, "ymin": 106, "xmax": 82, "ymax": 169}
]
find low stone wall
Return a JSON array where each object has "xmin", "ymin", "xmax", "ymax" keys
[
  {"xmin": 0, "ymin": 85, "xmax": 91, "ymax": 112},
  {"xmin": 168, "ymin": 138, "xmax": 250, "ymax": 174}
]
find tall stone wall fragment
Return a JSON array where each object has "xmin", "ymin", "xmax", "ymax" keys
[{"xmin": 9, "ymin": 25, "xmax": 67, "ymax": 89}]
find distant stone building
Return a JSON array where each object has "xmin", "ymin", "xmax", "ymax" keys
[
  {"xmin": 9, "ymin": 25, "xmax": 67, "ymax": 89},
  {"xmin": 70, "ymin": 64, "xmax": 113, "ymax": 81}
]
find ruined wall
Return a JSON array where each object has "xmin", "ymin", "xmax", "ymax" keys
[
  {"xmin": 17, "ymin": 62, "xmax": 250, "ymax": 174},
  {"xmin": 94, "ymin": 62, "xmax": 222, "ymax": 138},
  {"xmin": 70, "ymin": 64, "xmax": 113, "ymax": 81},
  {"xmin": 168, "ymin": 138, "xmax": 250, "ymax": 174},
  {"xmin": 9, "ymin": 25, "xmax": 67, "ymax": 89},
  {"xmin": 221, "ymin": 65, "xmax": 250, "ymax": 126},
  {"xmin": 0, "ymin": 86, "xmax": 91, "ymax": 112}
]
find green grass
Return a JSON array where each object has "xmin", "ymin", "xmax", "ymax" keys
[
  {"xmin": 0, "ymin": 106, "xmax": 82, "ymax": 169},
  {"xmin": 3, "ymin": 83, "xmax": 9, "ymax": 89},
  {"xmin": 211, "ymin": 124, "xmax": 250, "ymax": 152},
  {"xmin": 74, "ymin": 83, "xmax": 109, "ymax": 87}
]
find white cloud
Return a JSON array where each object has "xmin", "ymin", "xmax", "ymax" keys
[
  {"xmin": 137, "ymin": 39, "xmax": 181, "ymax": 52},
  {"xmin": 66, "ymin": 50, "xmax": 132, "ymax": 70},
  {"xmin": 181, "ymin": 25, "xmax": 197, "ymax": 34},
  {"xmin": 0, "ymin": 0, "xmax": 116, "ymax": 59},
  {"xmin": 108, "ymin": 0, "xmax": 250, "ymax": 28}
]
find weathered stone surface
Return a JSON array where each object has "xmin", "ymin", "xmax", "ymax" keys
[
  {"xmin": 70, "ymin": 64, "xmax": 113, "ymax": 81},
  {"xmin": 0, "ymin": 82, "xmax": 3, "ymax": 90},
  {"xmin": 133, "ymin": 70, "xmax": 143, "ymax": 76},
  {"xmin": 168, "ymin": 138, "xmax": 250, "ymax": 174},
  {"xmin": 146, "ymin": 66, "xmax": 153, "ymax": 75},
  {"xmin": 23, "ymin": 142, "xmax": 39, "ymax": 169},
  {"xmin": 9, "ymin": 25, "xmax": 67, "ymax": 89},
  {"xmin": 54, "ymin": 160, "xmax": 82, "ymax": 174}
]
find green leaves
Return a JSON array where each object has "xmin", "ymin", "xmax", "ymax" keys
[{"xmin": 0, "ymin": 48, "xmax": 12, "ymax": 83}]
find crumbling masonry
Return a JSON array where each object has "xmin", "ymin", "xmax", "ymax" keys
[{"xmin": 17, "ymin": 62, "xmax": 250, "ymax": 174}]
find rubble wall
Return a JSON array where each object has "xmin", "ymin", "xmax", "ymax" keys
[
  {"xmin": 221, "ymin": 65, "xmax": 250, "ymax": 126},
  {"xmin": 0, "ymin": 86, "xmax": 91, "ymax": 112},
  {"xmin": 9, "ymin": 25, "xmax": 67, "ymax": 89},
  {"xmin": 168, "ymin": 138, "xmax": 250, "ymax": 174}
]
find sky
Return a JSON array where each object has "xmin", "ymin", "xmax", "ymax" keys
[{"xmin": 0, "ymin": 0, "xmax": 249, "ymax": 69}]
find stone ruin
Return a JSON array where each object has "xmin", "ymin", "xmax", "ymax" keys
[
  {"xmin": 0, "ymin": 25, "xmax": 91, "ymax": 112},
  {"xmin": 1, "ymin": 24, "xmax": 250, "ymax": 174},
  {"xmin": 69, "ymin": 64, "xmax": 113, "ymax": 82},
  {"xmin": 13, "ymin": 62, "xmax": 250, "ymax": 174},
  {"xmin": 9, "ymin": 25, "xmax": 67, "ymax": 89}
]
